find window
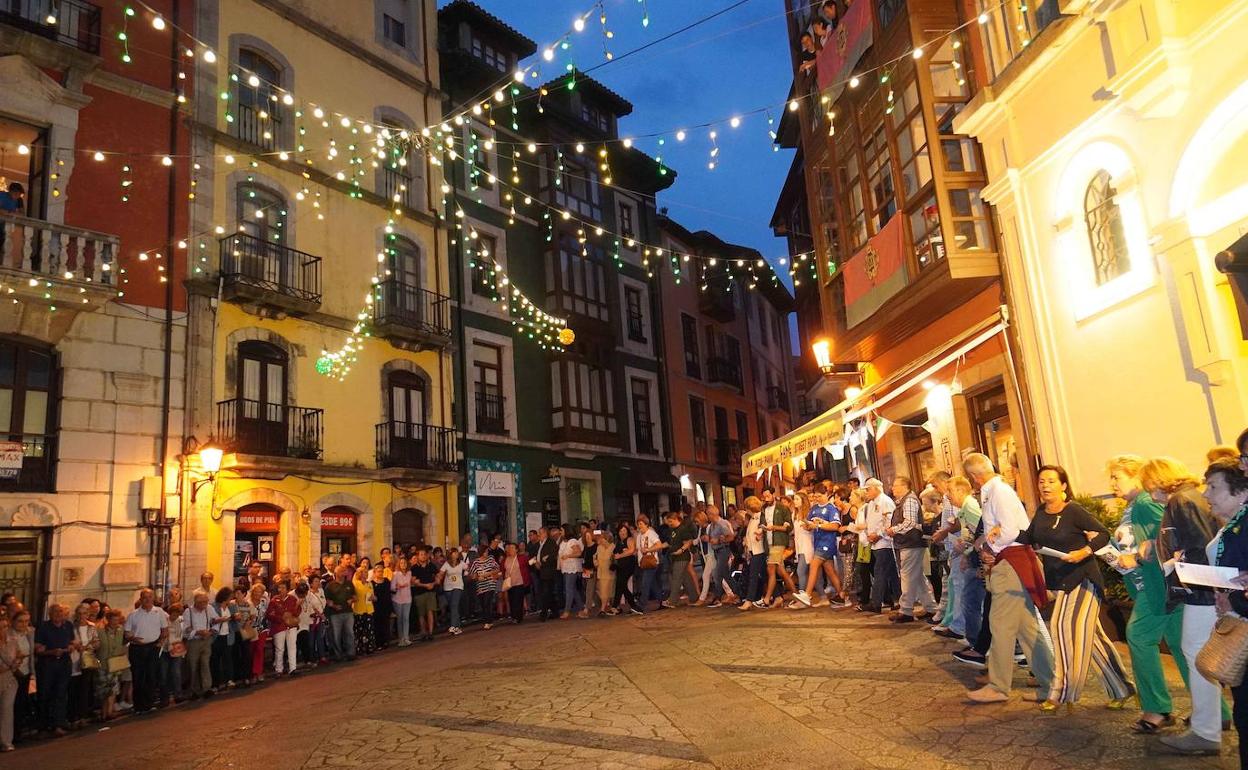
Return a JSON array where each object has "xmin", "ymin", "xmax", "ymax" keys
[
  {"xmin": 910, "ymin": 194, "xmax": 945, "ymax": 270},
  {"xmin": 551, "ymin": 358, "xmax": 616, "ymax": 434},
  {"xmin": 837, "ymin": 125, "xmax": 868, "ymax": 253},
  {"xmin": 891, "ymin": 79, "xmax": 932, "ymax": 202},
  {"xmin": 1084, "ymin": 170, "xmax": 1130, "ymax": 286},
  {"xmin": 735, "ymin": 410, "xmax": 750, "ymax": 449},
  {"xmin": 863, "ymin": 124, "xmax": 896, "ymax": 233},
  {"xmin": 770, "ymin": 312, "xmax": 783, "ymax": 349},
  {"xmin": 631, "ymin": 378, "xmax": 656, "ymax": 454},
  {"xmin": 473, "ymin": 343, "xmax": 506, "ymax": 435},
  {"xmin": 948, "ymin": 188, "xmax": 993, "ymax": 253},
  {"xmin": 689, "ymin": 396, "xmax": 708, "ymax": 463},
  {"xmin": 972, "ymin": 385, "xmax": 1019, "ymax": 489},
  {"xmin": 756, "ymin": 412, "xmax": 768, "ymax": 444},
  {"xmin": 0, "ymin": 340, "xmax": 55, "ymax": 491},
  {"xmin": 234, "ymin": 341, "xmax": 289, "ymax": 455},
  {"xmin": 236, "ymin": 184, "xmax": 287, "ymax": 244},
  {"xmin": 470, "ymin": 35, "xmax": 509, "ymax": 72},
  {"xmin": 383, "ymin": 14, "xmax": 406, "ymax": 47},
  {"xmin": 379, "ymin": 120, "xmax": 413, "ymax": 209},
  {"xmin": 234, "ymin": 49, "xmax": 284, "ymax": 151},
  {"xmin": 469, "ymin": 130, "xmax": 493, "ymax": 190},
  {"xmin": 554, "ymin": 160, "xmax": 602, "ymax": 221},
  {"xmin": 471, "ymin": 233, "xmax": 498, "ymax": 298},
  {"xmin": 550, "ymin": 234, "xmax": 609, "ymax": 321},
  {"xmin": 681, "ymin": 313, "xmax": 700, "ymax": 378},
  {"xmin": 618, "ymin": 202, "xmax": 635, "ymax": 239},
  {"xmin": 757, "ymin": 301, "xmax": 768, "ymax": 348},
  {"xmin": 624, "ymin": 286, "xmax": 646, "ymax": 342},
  {"xmin": 976, "ymin": 0, "xmax": 1062, "ymax": 81},
  {"xmin": 581, "ymin": 102, "xmax": 611, "ymax": 132}
]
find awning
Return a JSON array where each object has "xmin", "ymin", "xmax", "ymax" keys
[{"xmin": 742, "ymin": 311, "xmax": 1007, "ymax": 477}]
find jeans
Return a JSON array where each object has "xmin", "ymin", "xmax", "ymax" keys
[
  {"xmin": 746, "ymin": 553, "xmax": 767, "ymax": 601},
  {"xmin": 0, "ymin": 672, "xmax": 15, "ymax": 748},
  {"xmin": 477, "ymin": 590, "xmax": 497, "ymax": 623},
  {"xmin": 210, "ymin": 634, "xmax": 233, "ymax": 687},
  {"xmin": 129, "ymin": 641, "xmax": 160, "ymax": 710},
  {"xmin": 668, "ymin": 558, "xmax": 698, "ymax": 604},
  {"xmin": 870, "ymin": 548, "xmax": 899, "ymax": 608},
  {"xmin": 272, "ymin": 628, "xmax": 297, "ymax": 674},
  {"xmin": 711, "ymin": 548, "xmax": 730, "ymax": 598},
  {"xmin": 395, "ymin": 602, "xmax": 412, "ymax": 643},
  {"xmin": 562, "ymin": 572, "xmax": 584, "ymax": 613},
  {"xmin": 962, "ymin": 566, "xmax": 987, "ymax": 646},
  {"xmin": 945, "ymin": 554, "xmax": 970, "ymax": 635},
  {"xmin": 508, "ymin": 586, "xmax": 527, "ymax": 622},
  {"xmin": 445, "ymin": 589, "xmax": 463, "ymax": 628},
  {"xmin": 797, "ymin": 554, "xmax": 810, "ymax": 593},
  {"xmin": 638, "ymin": 567, "xmax": 659, "ymax": 608},
  {"xmin": 159, "ymin": 652, "xmax": 182, "ymax": 702},
  {"xmin": 657, "ymin": 553, "xmax": 671, "ymax": 599},
  {"xmin": 329, "ymin": 612, "xmax": 355, "ymax": 659}
]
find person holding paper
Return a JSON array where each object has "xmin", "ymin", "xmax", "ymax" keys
[
  {"xmin": 1144, "ymin": 457, "xmax": 1224, "ymax": 756},
  {"xmin": 1106, "ymin": 454, "xmax": 1193, "ymax": 735},
  {"xmin": 1022, "ymin": 466, "xmax": 1133, "ymax": 714},
  {"xmin": 1206, "ymin": 457, "xmax": 1248, "ymax": 768}
]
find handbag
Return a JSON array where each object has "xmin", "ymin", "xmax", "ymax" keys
[
  {"xmin": 79, "ymin": 649, "xmax": 99, "ymax": 670},
  {"xmin": 639, "ymin": 553, "xmax": 659, "ymax": 570},
  {"xmin": 107, "ymin": 654, "xmax": 130, "ymax": 673},
  {"xmin": 238, "ymin": 624, "xmax": 258, "ymax": 642},
  {"xmin": 1196, "ymin": 614, "xmax": 1248, "ymax": 686},
  {"xmin": 169, "ymin": 641, "xmax": 187, "ymax": 659}
]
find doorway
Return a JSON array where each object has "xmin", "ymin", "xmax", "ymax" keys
[
  {"xmin": 234, "ymin": 505, "xmax": 281, "ymax": 583},
  {"xmin": 0, "ymin": 528, "xmax": 48, "ymax": 617},
  {"xmin": 476, "ymin": 496, "xmax": 509, "ymax": 544},
  {"xmin": 392, "ymin": 508, "xmax": 426, "ymax": 551}
]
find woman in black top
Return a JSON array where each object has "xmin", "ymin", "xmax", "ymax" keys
[
  {"xmin": 1024, "ymin": 465, "xmax": 1134, "ymax": 713},
  {"xmin": 612, "ymin": 523, "xmax": 642, "ymax": 615}
]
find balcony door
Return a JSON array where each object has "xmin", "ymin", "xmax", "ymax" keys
[
  {"xmin": 236, "ymin": 184, "xmax": 288, "ymax": 290},
  {"xmin": 385, "ymin": 236, "xmax": 422, "ymax": 323},
  {"xmin": 237, "ymin": 341, "xmax": 287, "ymax": 455},
  {"xmin": 388, "ymin": 371, "xmax": 426, "ymax": 465}
]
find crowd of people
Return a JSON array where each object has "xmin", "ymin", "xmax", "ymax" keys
[{"xmin": 1, "ymin": 431, "xmax": 1247, "ymax": 762}]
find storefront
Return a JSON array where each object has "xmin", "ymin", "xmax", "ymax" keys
[
  {"xmin": 234, "ymin": 504, "xmax": 281, "ymax": 583},
  {"xmin": 319, "ymin": 507, "xmax": 357, "ymax": 559},
  {"xmin": 467, "ymin": 459, "xmax": 522, "ymax": 545}
]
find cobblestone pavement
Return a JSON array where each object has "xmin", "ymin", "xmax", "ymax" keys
[{"xmin": 16, "ymin": 605, "xmax": 1240, "ymax": 769}]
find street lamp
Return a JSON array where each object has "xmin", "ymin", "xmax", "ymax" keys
[
  {"xmin": 811, "ymin": 337, "xmax": 861, "ymax": 377},
  {"xmin": 191, "ymin": 439, "xmax": 223, "ymax": 502}
]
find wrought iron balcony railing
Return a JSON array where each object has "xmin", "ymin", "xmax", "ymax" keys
[{"xmin": 217, "ymin": 399, "xmax": 324, "ymax": 460}]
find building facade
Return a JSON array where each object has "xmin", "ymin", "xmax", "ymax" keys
[
  {"xmin": 954, "ymin": 0, "xmax": 1248, "ymax": 492},
  {"xmin": 0, "ymin": 0, "xmax": 190, "ymax": 612},
  {"xmin": 751, "ymin": 0, "xmax": 1036, "ymax": 503},
  {"xmin": 659, "ymin": 217, "xmax": 796, "ymax": 507},
  {"xmin": 182, "ymin": 0, "xmax": 458, "ymax": 588},
  {"xmin": 439, "ymin": 1, "xmax": 678, "ymax": 541}
]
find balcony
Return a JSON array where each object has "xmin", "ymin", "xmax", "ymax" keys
[
  {"xmin": 635, "ymin": 419, "xmax": 657, "ymax": 455},
  {"xmin": 381, "ymin": 166, "xmax": 412, "ymax": 209},
  {"xmin": 699, "ymin": 288, "xmax": 735, "ymax": 323},
  {"xmin": 218, "ymin": 233, "xmax": 321, "ymax": 315},
  {"xmin": 0, "ymin": 214, "xmax": 117, "ymax": 311},
  {"xmin": 0, "ymin": 0, "xmax": 101, "ymax": 55},
  {"xmin": 373, "ymin": 279, "xmax": 452, "ymax": 348},
  {"xmin": 474, "ymin": 385, "xmax": 506, "ymax": 435},
  {"xmin": 714, "ymin": 438, "xmax": 741, "ymax": 468},
  {"xmin": 707, "ymin": 357, "xmax": 742, "ymax": 389},
  {"xmin": 0, "ymin": 433, "xmax": 55, "ymax": 492},
  {"xmin": 376, "ymin": 421, "xmax": 459, "ymax": 473},
  {"xmin": 232, "ymin": 102, "xmax": 284, "ymax": 153},
  {"xmin": 767, "ymin": 386, "xmax": 790, "ymax": 413},
  {"xmin": 217, "ymin": 399, "xmax": 324, "ymax": 460}
]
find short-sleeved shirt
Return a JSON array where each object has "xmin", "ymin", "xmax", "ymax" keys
[
  {"xmin": 124, "ymin": 605, "xmax": 169, "ymax": 644},
  {"xmin": 708, "ymin": 519, "xmax": 733, "ymax": 551},
  {"xmin": 637, "ymin": 528, "xmax": 661, "ymax": 560},
  {"xmin": 469, "ymin": 556, "xmax": 500, "ymax": 594},
  {"xmin": 669, "ymin": 521, "xmax": 697, "ymax": 561},
  {"xmin": 809, "ymin": 503, "xmax": 841, "ymax": 556},
  {"xmin": 35, "ymin": 620, "xmax": 74, "ymax": 657},
  {"xmin": 323, "ymin": 581, "xmax": 354, "ymax": 615},
  {"xmin": 411, "ymin": 562, "xmax": 439, "ymax": 594},
  {"xmin": 440, "ymin": 561, "xmax": 466, "ymax": 591},
  {"xmin": 558, "ymin": 539, "xmax": 583, "ymax": 574}
]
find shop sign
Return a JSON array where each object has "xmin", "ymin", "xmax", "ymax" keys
[
  {"xmin": 541, "ymin": 465, "xmax": 562, "ymax": 484},
  {"xmin": 0, "ymin": 441, "xmax": 23, "ymax": 480},
  {"xmin": 236, "ymin": 510, "xmax": 280, "ymax": 532},
  {"xmin": 742, "ymin": 417, "xmax": 845, "ymax": 477},
  {"xmin": 257, "ymin": 534, "xmax": 275, "ymax": 561},
  {"xmin": 475, "ymin": 470, "xmax": 515, "ymax": 497},
  {"xmin": 321, "ymin": 512, "xmax": 356, "ymax": 532}
]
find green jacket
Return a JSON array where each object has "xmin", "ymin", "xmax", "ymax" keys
[
  {"xmin": 1128, "ymin": 491, "xmax": 1168, "ymax": 613},
  {"xmin": 767, "ymin": 502, "xmax": 793, "ymax": 549}
]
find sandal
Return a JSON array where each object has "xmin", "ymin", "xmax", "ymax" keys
[{"xmin": 1131, "ymin": 714, "xmax": 1173, "ymax": 734}]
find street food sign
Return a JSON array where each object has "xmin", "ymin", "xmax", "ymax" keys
[
  {"xmin": 741, "ymin": 413, "xmax": 844, "ymax": 476},
  {"xmin": 0, "ymin": 442, "xmax": 23, "ymax": 480}
]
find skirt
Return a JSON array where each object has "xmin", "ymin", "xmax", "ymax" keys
[{"xmin": 353, "ymin": 613, "xmax": 376, "ymax": 655}]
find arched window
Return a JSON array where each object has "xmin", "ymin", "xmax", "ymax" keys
[
  {"xmin": 1084, "ymin": 170, "xmax": 1130, "ymax": 286},
  {"xmin": 379, "ymin": 121, "xmax": 412, "ymax": 209},
  {"xmin": 236, "ymin": 184, "xmax": 287, "ymax": 244},
  {"xmin": 229, "ymin": 184, "xmax": 290, "ymax": 291},
  {"xmin": 235, "ymin": 48, "xmax": 284, "ymax": 150},
  {"xmin": 0, "ymin": 338, "xmax": 56, "ymax": 491}
]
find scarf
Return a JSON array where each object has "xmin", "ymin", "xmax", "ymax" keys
[
  {"xmin": 998, "ymin": 545, "xmax": 1048, "ymax": 610},
  {"xmin": 1216, "ymin": 504, "xmax": 1248, "ymax": 564}
]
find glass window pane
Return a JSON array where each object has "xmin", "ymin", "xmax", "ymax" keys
[
  {"xmin": 0, "ymin": 346, "xmax": 14, "ymax": 388},
  {"xmin": 25, "ymin": 351, "xmax": 50, "ymax": 389},
  {"xmin": 242, "ymin": 359, "xmax": 260, "ymax": 401},
  {"xmin": 22, "ymin": 391, "xmax": 46, "ymax": 435},
  {"xmin": 0, "ymin": 389, "xmax": 12, "ymax": 432}
]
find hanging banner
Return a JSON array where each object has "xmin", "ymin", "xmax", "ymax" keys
[
  {"xmin": 741, "ymin": 410, "xmax": 844, "ymax": 477},
  {"xmin": 816, "ymin": 0, "xmax": 873, "ymax": 101},
  {"xmin": 843, "ymin": 215, "xmax": 907, "ymax": 328}
]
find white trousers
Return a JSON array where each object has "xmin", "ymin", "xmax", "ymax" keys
[
  {"xmin": 272, "ymin": 627, "xmax": 298, "ymax": 674},
  {"xmin": 1180, "ymin": 604, "xmax": 1222, "ymax": 742}
]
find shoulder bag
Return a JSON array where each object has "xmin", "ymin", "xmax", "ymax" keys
[
  {"xmin": 1196, "ymin": 614, "xmax": 1248, "ymax": 687},
  {"xmin": 639, "ymin": 552, "xmax": 659, "ymax": 570},
  {"xmin": 78, "ymin": 628, "xmax": 99, "ymax": 670},
  {"xmin": 107, "ymin": 653, "xmax": 130, "ymax": 674}
]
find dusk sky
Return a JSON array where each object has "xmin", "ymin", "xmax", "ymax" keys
[{"xmin": 455, "ymin": 0, "xmax": 798, "ymax": 274}]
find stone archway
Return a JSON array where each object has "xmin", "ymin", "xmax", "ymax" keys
[
  {"xmin": 310, "ymin": 491, "xmax": 373, "ymax": 558},
  {"xmin": 384, "ymin": 495, "xmax": 436, "ymax": 550},
  {"xmin": 215, "ymin": 487, "xmax": 302, "ymax": 586}
]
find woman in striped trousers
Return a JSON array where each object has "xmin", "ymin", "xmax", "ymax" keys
[{"xmin": 1025, "ymin": 465, "xmax": 1134, "ymax": 712}]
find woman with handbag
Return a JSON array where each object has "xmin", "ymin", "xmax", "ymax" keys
[
  {"xmin": 351, "ymin": 567, "xmax": 376, "ymax": 655},
  {"xmin": 0, "ymin": 613, "xmax": 25, "ymax": 751},
  {"xmin": 1203, "ymin": 458, "xmax": 1248, "ymax": 767},
  {"xmin": 241, "ymin": 582, "xmax": 267, "ymax": 684},
  {"xmin": 69, "ymin": 603, "xmax": 99, "ymax": 726},
  {"xmin": 264, "ymin": 580, "xmax": 301, "ymax": 676},
  {"xmin": 159, "ymin": 603, "xmax": 186, "ymax": 705},
  {"xmin": 210, "ymin": 587, "xmax": 237, "ymax": 690},
  {"xmin": 612, "ymin": 522, "xmax": 643, "ymax": 615},
  {"xmin": 1145, "ymin": 457, "xmax": 1226, "ymax": 756},
  {"xmin": 636, "ymin": 517, "xmax": 663, "ymax": 611},
  {"xmin": 95, "ymin": 609, "xmax": 127, "ymax": 722}
]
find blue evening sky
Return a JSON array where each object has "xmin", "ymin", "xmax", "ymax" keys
[{"xmin": 450, "ymin": 0, "xmax": 798, "ymax": 271}]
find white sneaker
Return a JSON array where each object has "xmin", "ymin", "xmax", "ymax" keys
[{"xmin": 793, "ymin": 591, "xmax": 812, "ymax": 606}]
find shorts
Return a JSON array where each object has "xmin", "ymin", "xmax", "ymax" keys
[
  {"xmin": 414, "ymin": 592, "xmax": 437, "ymax": 614},
  {"xmin": 812, "ymin": 546, "xmax": 837, "ymax": 562},
  {"xmin": 767, "ymin": 545, "xmax": 787, "ymax": 564}
]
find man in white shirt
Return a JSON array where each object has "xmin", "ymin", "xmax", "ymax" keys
[
  {"xmin": 123, "ymin": 588, "xmax": 168, "ymax": 713},
  {"xmin": 863, "ymin": 478, "xmax": 898, "ymax": 613},
  {"xmin": 963, "ymin": 453, "xmax": 1054, "ymax": 704}
]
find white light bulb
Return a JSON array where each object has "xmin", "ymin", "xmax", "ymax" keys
[
  {"xmin": 203, "ymin": 49, "xmax": 216, "ymax": 63},
  {"xmin": 849, "ymin": 76, "xmax": 860, "ymax": 88},
  {"xmin": 514, "ymin": 69, "xmax": 526, "ymax": 83},
  {"xmin": 340, "ymin": 116, "xmax": 351, "ymax": 128},
  {"xmin": 16, "ymin": 144, "xmax": 29, "ymax": 156},
  {"xmin": 978, "ymin": 12, "xmax": 989, "ymax": 23},
  {"xmin": 282, "ymin": 93, "xmax": 293, "ymax": 106},
  {"xmin": 248, "ymin": 74, "xmax": 260, "ymax": 87},
  {"xmin": 675, "ymin": 130, "xmax": 686, "ymax": 141},
  {"xmin": 912, "ymin": 47, "xmax": 924, "ymax": 59},
  {"xmin": 788, "ymin": 99, "xmax": 799, "ymax": 112},
  {"xmin": 575, "ymin": 143, "xmax": 584, "ymax": 153},
  {"xmin": 161, "ymin": 156, "xmax": 173, "ymax": 166},
  {"xmin": 543, "ymin": 48, "xmax": 555, "ymax": 61},
  {"xmin": 152, "ymin": 15, "xmax": 166, "ymax": 30},
  {"xmin": 573, "ymin": 17, "xmax": 586, "ymax": 32},
  {"xmin": 730, "ymin": 117, "xmax": 741, "ymax": 128},
  {"xmin": 93, "ymin": 151, "xmax": 105, "ymax": 161}
]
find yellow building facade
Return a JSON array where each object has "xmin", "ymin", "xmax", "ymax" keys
[
  {"xmin": 956, "ymin": 0, "xmax": 1248, "ymax": 492},
  {"xmin": 180, "ymin": 0, "xmax": 457, "ymax": 587}
]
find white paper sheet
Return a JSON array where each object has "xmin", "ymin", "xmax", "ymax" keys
[{"xmin": 1174, "ymin": 561, "xmax": 1244, "ymax": 590}]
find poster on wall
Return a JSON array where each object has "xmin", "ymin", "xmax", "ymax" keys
[
  {"xmin": 525, "ymin": 511, "xmax": 543, "ymax": 535},
  {"xmin": 0, "ymin": 441, "xmax": 24, "ymax": 480},
  {"xmin": 257, "ymin": 535, "xmax": 275, "ymax": 562}
]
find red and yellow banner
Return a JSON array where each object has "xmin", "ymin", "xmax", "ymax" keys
[
  {"xmin": 842, "ymin": 214, "xmax": 907, "ymax": 327},
  {"xmin": 816, "ymin": 0, "xmax": 873, "ymax": 97}
]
